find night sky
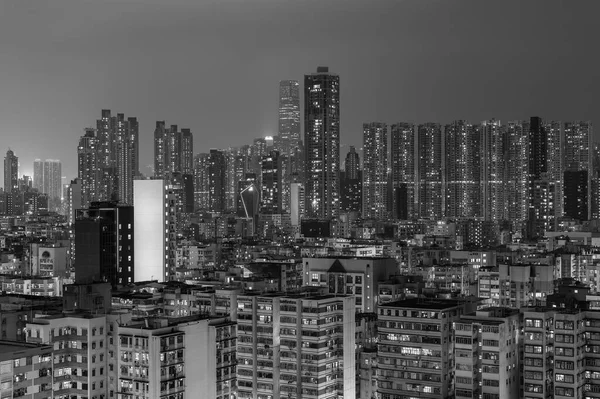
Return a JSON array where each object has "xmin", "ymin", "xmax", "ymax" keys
[{"xmin": 1, "ymin": 0, "xmax": 599, "ymax": 182}]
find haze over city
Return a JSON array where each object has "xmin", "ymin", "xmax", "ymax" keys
[{"xmin": 1, "ymin": 0, "xmax": 600, "ymax": 180}]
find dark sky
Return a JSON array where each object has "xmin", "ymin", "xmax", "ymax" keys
[{"xmin": 1, "ymin": 0, "xmax": 599, "ymax": 182}]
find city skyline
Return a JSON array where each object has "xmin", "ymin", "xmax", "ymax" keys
[{"xmin": 1, "ymin": 0, "xmax": 600, "ymax": 181}]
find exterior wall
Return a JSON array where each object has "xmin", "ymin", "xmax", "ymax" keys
[
  {"xmin": 0, "ymin": 341, "xmax": 53, "ymax": 399},
  {"xmin": 377, "ymin": 300, "xmax": 468, "ymax": 399},
  {"xmin": 237, "ymin": 294, "xmax": 355, "ymax": 399},
  {"xmin": 26, "ymin": 314, "xmax": 108, "ymax": 399}
]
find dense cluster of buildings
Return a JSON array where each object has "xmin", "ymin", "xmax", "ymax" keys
[{"xmin": 1, "ymin": 66, "xmax": 600, "ymax": 398}]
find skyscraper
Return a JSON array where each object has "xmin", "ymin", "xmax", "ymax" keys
[
  {"xmin": 278, "ymin": 80, "xmax": 301, "ymax": 154},
  {"xmin": 445, "ymin": 120, "xmax": 480, "ymax": 218},
  {"xmin": 4, "ymin": 149, "xmax": 18, "ymax": 194},
  {"xmin": 77, "ymin": 128, "xmax": 99, "ymax": 208},
  {"xmin": 209, "ymin": 149, "xmax": 226, "ymax": 212},
  {"xmin": 506, "ymin": 121, "xmax": 529, "ymax": 225},
  {"xmin": 154, "ymin": 120, "xmax": 168, "ymax": 178},
  {"xmin": 43, "ymin": 159, "xmax": 62, "ymax": 212},
  {"xmin": 527, "ymin": 117, "xmax": 553, "ymax": 237},
  {"xmin": 362, "ymin": 122, "xmax": 389, "ymax": 219},
  {"xmin": 260, "ymin": 150, "xmax": 282, "ymax": 213},
  {"xmin": 563, "ymin": 170, "xmax": 588, "ymax": 221},
  {"xmin": 391, "ymin": 123, "xmax": 415, "ymax": 219},
  {"xmin": 96, "ymin": 109, "xmax": 114, "ymax": 170},
  {"xmin": 304, "ymin": 66, "xmax": 340, "ymax": 219},
  {"xmin": 93, "ymin": 110, "xmax": 137, "ymax": 204},
  {"xmin": 154, "ymin": 122, "xmax": 194, "ymax": 179},
  {"xmin": 340, "ymin": 146, "xmax": 362, "ymax": 213},
  {"xmin": 128, "ymin": 116, "xmax": 139, "ymax": 177},
  {"xmin": 564, "ymin": 121, "xmax": 592, "ymax": 219},
  {"xmin": 417, "ymin": 123, "xmax": 443, "ymax": 219},
  {"xmin": 480, "ymin": 119, "xmax": 506, "ymax": 221},
  {"xmin": 181, "ymin": 128, "xmax": 194, "ymax": 175},
  {"xmin": 194, "ymin": 153, "xmax": 211, "ymax": 211},
  {"xmin": 33, "ymin": 159, "xmax": 44, "ymax": 192}
]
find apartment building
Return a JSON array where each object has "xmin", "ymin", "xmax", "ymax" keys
[
  {"xmin": 376, "ymin": 298, "xmax": 478, "ymax": 399},
  {"xmin": 236, "ymin": 292, "xmax": 356, "ymax": 399},
  {"xmin": 108, "ymin": 314, "xmax": 236, "ymax": 399},
  {"xmin": 454, "ymin": 307, "xmax": 520, "ymax": 399},
  {"xmin": 0, "ymin": 340, "xmax": 54, "ymax": 399},
  {"xmin": 302, "ymin": 256, "xmax": 397, "ymax": 312},
  {"xmin": 26, "ymin": 313, "xmax": 109, "ymax": 399}
]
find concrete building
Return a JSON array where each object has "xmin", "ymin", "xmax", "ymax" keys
[
  {"xmin": 454, "ymin": 307, "xmax": 520, "ymax": 399},
  {"xmin": 302, "ymin": 256, "xmax": 398, "ymax": 312},
  {"xmin": 0, "ymin": 340, "xmax": 54, "ymax": 399},
  {"xmin": 134, "ymin": 180, "xmax": 177, "ymax": 282},
  {"xmin": 110, "ymin": 314, "xmax": 236, "ymax": 399},
  {"xmin": 377, "ymin": 298, "xmax": 477, "ymax": 399},
  {"xmin": 304, "ymin": 66, "xmax": 340, "ymax": 220},
  {"xmin": 26, "ymin": 313, "xmax": 109, "ymax": 399},
  {"xmin": 236, "ymin": 293, "xmax": 356, "ymax": 399},
  {"xmin": 29, "ymin": 242, "xmax": 69, "ymax": 277}
]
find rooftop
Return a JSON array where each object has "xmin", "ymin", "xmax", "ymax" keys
[
  {"xmin": 0, "ymin": 340, "xmax": 52, "ymax": 358},
  {"xmin": 380, "ymin": 297, "xmax": 466, "ymax": 310}
]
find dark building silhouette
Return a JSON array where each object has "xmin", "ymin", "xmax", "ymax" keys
[
  {"xmin": 209, "ymin": 149, "xmax": 226, "ymax": 212},
  {"xmin": 564, "ymin": 170, "xmax": 588, "ymax": 221},
  {"xmin": 74, "ymin": 201, "xmax": 134, "ymax": 287},
  {"xmin": 340, "ymin": 146, "xmax": 362, "ymax": 213},
  {"xmin": 304, "ymin": 66, "xmax": 340, "ymax": 219},
  {"xmin": 4, "ymin": 149, "xmax": 18, "ymax": 194},
  {"xmin": 260, "ymin": 150, "xmax": 282, "ymax": 214}
]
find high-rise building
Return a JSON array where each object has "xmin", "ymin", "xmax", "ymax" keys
[
  {"xmin": 128, "ymin": 116, "xmax": 139, "ymax": 177},
  {"xmin": 33, "ymin": 158, "xmax": 44, "ymax": 192},
  {"xmin": 564, "ymin": 170, "xmax": 588, "ymax": 221},
  {"xmin": 154, "ymin": 120, "xmax": 168, "ymax": 178},
  {"xmin": 236, "ymin": 293, "xmax": 356, "ymax": 399},
  {"xmin": 181, "ymin": 128, "xmax": 194, "ymax": 175},
  {"xmin": 93, "ymin": 110, "xmax": 137, "ymax": 203},
  {"xmin": 362, "ymin": 122, "xmax": 389, "ymax": 219},
  {"xmin": 454, "ymin": 308, "xmax": 521, "ymax": 399},
  {"xmin": 134, "ymin": 180, "xmax": 177, "ymax": 282},
  {"xmin": 194, "ymin": 153, "xmax": 211, "ymax": 211},
  {"xmin": 27, "ymin": 313, "xmax": 109, "ymax": 399},
  {"xmin": 75, "ymin": 201, "xmax": 134, "ymax": 286},
  {"xmin": 43, "ymin": 159, "xmax": 62, "ymax": 212},
  {"xmin": 546, "ymin": 121, "xmax": 563, "ymax": 221},
  {"xmin": 167, "ymin": 124, "xmax": 180, "ymax": 174},
  {"xmin": 4, "ymin": 149, "xmax": 18, "ymax": 193},
  {"xmin": 260, "ymin": 150, "xmax": 282, "ymax": 213},
  {"xmin": 290, "ymin": 182, "xmax": 305, "ymax": 235},
  {"xmin": 78, "ymin": 128, "xmax": 99, "ymax": 208},
  {"xmin": 391, "ymin": 123, "xmax": 416, "ymax": 219},
  {"xmin": 237, "ymin": 173, "xmax": 260, "ymax": 219},
  {"xmin": 0, "ymin": 340, "xmax": 54, "ymax": 399},
  {"xmin": 377, "ymin": 298, "xmax": 476, "ymax": 399},
  {"xmin": 278, "ymin": 80, "xmax": 301, "ymax": 154},
  {"xmin": 304, "ymin": 66, "xmax": 340, "ymax": 220},
  {"xmin": 565, "ymin": 121, "xmax": 592, "ymax": 219},
  {"xmin": 97, "ymin": 109, "xmax": 114, "ymax": 170},
  {"xmin": 66, "ymin": 178, "xmax": 82, "ymax": 226},
  {"xmin": 340, "ymin": 146, "xmax": 362, "ymax": 213},
  {"xmin": 417, "ymin": 123, "xmax": 443, "ymax": 219},
  {"xmin": 480, "ymin": 119, "xmax": 506, "ymax": 221},
  {"xmin": 154, "ymin": 122, "xmax": 194, "ymax": 179},
  {"xmin": 209, "ymin": 149, "xmax": 226, "ymax": 212},
  {"xmin": 506, "ymin": 121, "xmax": 529, "ymax": 226},
  {"xmin": 445, "ymin": 120, "xmax": 480, "ymax": 218}
]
